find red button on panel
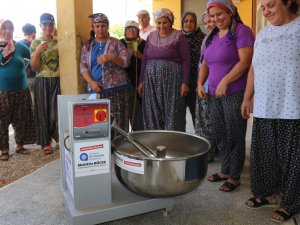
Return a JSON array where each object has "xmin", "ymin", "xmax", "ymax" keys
[{"xmin": 95, "ymin": 110, "xmax": 107, "ymax": 122}]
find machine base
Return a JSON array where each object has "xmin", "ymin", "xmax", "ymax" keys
[{"xmin": 62, "ymin": 175, "xmax": 175, "ymax": 225}]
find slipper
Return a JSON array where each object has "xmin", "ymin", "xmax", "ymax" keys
[
  {"xmin": 0, "ymin": 179, "xmax": 7, "ymax": 188},
  {"xmin": 43, "ymin": 145, "xmax": 54, "ymax": 155},
  {"xmin": 15, "ymin": 147, "xmax": 30, "ymax": 155},
  {"xmin": 270, "ymin": 209, "xmax": 294, "ymax": 223},
  {"xmin": 219, "ymin": 181, "xmax": 240, "ymax": 192},
  {"xmin": 207, "ymin": 173, "xmax": 228, "ymax": 182},
  {"xmin": 0, "ymin": 150, "xmax": 9, "ymax": 161},
  {"xmin": 245, "ymin": 197, "xmax": 278, "ymax": 209}
]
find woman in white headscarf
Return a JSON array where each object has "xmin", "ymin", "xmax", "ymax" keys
[{"xmin": 138, "ymin": 8, "xmax": 191, "ymax": 131}]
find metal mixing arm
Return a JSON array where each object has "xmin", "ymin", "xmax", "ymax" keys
[{"xmin": 111, "ymin": 121, "xmax": 157, "ymax": 158}]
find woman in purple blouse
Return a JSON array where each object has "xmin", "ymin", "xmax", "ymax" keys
[
  {"xmin": 137, "ymin": 8, "xmax": 191, "ymax": 131},
  {"xmin": 197, "ymin": 0, "xmax": 254, "ymax": 192}
]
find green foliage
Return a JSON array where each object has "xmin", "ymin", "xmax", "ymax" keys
[{"xmin": 109, "ymin": 22, "xmax": 125, "ymax": 39}]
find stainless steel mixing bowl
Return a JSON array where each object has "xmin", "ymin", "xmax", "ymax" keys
[{"xmin": 112, "ymin": 130, "xmax": 210, "ymax": 198}]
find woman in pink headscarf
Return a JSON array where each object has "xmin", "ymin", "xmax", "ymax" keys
[
  {"xmin": 0, "ymin": 19, "xmax": 35, "ymax": 161},
  {"xmin": 197, "ymin": 0, "xmax": 255, "ymax": 191}
]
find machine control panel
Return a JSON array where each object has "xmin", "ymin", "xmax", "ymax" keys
[{"xmin": 72, "ymin": 103, "xmax": 109, "ymax": 140}]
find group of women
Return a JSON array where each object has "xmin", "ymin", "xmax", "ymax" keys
[
  {"xmin": 79, "ymin": 2, "xmax": 300, "ymax": 221},
  {"xmin": 1, "ymin": 0, "xmax": 299, "ymax": 222},
  {"xmin": 0, "ymin": 12, "xmax": 59, "ymax": 161}
]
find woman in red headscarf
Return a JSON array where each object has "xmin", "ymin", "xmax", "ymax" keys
[
  {"xmin": 80, "ymin": 13, "xmax": 130, "ymax": 132},
  {"xmin": 0, "ymin": 19, "xmax": 35, "ymax": 161}
]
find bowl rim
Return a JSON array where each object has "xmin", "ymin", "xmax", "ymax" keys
[{"xmin": 112, "ymin": 130, "xmax": 211, "ymax": 161}]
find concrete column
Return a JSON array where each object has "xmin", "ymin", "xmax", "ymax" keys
[{"xmin": 56, "ymin": 0, "xmax": 93, "ymax": 94}]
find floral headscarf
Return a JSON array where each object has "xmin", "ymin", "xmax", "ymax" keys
[
  {"xmin": 88, "ymin": 13, "xmax": 109, "ymax": 26},
  {"xmin": 153, "ymin": 8, "xmax": 174, "ymax": 25},
  {"xmin": 0, "ymin": 19, "xmax": 15, "ymax": 65},
  {"xmin": 181, "ymin": 11, "xmax": 197, "ymax": 34},
  {"xmin": 200, "ymin": 11, "xmax": 210, "ymax": 24}
]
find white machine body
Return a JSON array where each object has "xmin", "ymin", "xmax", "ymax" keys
[
  {"xmin": 60, "ymin": 96, "xmax": 111, "ymax": 209},
  {"xmin": 58, "ymin": 95, "xmax": 174, "ymax": 225}
]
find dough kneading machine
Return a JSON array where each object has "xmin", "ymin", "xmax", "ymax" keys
[{"xmin": 58, "ymin": 94, "xmax": 210, "ymax": 225}]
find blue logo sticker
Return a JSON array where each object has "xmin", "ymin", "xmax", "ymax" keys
[{"xmin": 80, "ymin": 153, "xmax": 88, "ymax": 161}]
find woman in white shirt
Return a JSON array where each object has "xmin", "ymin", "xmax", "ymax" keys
[{"xmin": 242, "ymin": 0, "xmax": 300, "ymax": 222}]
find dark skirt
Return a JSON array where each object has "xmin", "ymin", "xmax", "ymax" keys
[
  {"xmin": 129, "ymin": 87, "xmax": 144, "ymax": 131},
  {"xmin": 99, "ymin": 88, "xmax": 129, "ymax": 133},
  {"xmin": 142, "ymin": 59, "xmax": 186, "ymax": 131},
  {"xmin": 195, "ymin": 95, "xmax": 216, "ymax": 161},
  {"xmin": 0, "ymin": 89, "xmax": 35, "ymax": 150},
  {"xmin": 34, "ymin": 77, "xmax": 60, "ymax": 147},
  {"xmin": 250, "ymin": 118, "xmax": 300, "ymax": 214},
  {"xmin": 209, "ymin": 91, "xmax": 247, "ymax": 180}
]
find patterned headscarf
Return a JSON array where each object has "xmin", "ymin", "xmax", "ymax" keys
[
  {"xmin": 0, "ymin": 19, "xmax": 15, "ymax": 65},
  {"xmin": 153, "ymin": 8, "xmax": 174, "ymax": 25},
  {"xmin": 181, "ymin": 11, "xmax": 197, "ymax": 34},
  {"xmin": 200, "ymin": 11, "xmax": 210, "ymax": 24},
  {"xmin": 88, "ymin": 13, "xmax": 109, "ymax": 26},
  {"xmin": 207, "ymin": 0, "xmax": 235, "ymax": 14}
]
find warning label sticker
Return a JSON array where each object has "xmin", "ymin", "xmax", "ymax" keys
[{"xmin": 114, "ymin": 152, "xmax": 144, "ymax": 174}]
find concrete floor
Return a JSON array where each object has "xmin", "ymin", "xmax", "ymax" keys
[{"xmin": 0, "ymin": 112, "xmax": 299, "ymax": 225}]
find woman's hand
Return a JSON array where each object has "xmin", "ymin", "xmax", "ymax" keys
[
  {"xmin": 197, "ymin": 85, "xmax": 206, "ymax": 99},
  {"xmin": 133, "ymin": 50, "xmax": 143, "ymax": 59},
  {"xmin": 215, "ymin": 78, "xmax": 228, "ymax": 97},
  {"xmin": 137, "ymin": 83, "xmax": 143, "ymax": 96},
  {"xmin": 180, "ymin": 84, "xmax": 189, "ymax": 97},
  {"xmin": 97, "ymin": 54, "xmax": 111, "ymax": 64},
  {"xmin": 97, "ymin": 54, "xmax": 125, "ymax": 68},
  {"xmin": 36, "ymin": 42, "xmax": 48, "ymax": 55},
  {"xmin": 31, "ymin": 42, "xmax": 48, "ymax": 71},
  {"xmin": 90, "ymin": 80, "xmax": 103, "ymax": 93},
  {"xmin": 241, "ymin": 98, "xmax": 252, "ymax": 119}
]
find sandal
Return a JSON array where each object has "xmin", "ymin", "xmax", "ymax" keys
[
  {"xmin": 0, "ymin": 150, "xmax": 9, "ymax": 161},
  {"xmin": 270, "ymin": 209, "xmax": 294, "ymax": 223},
  {"xmin": 207, "ymin": 173, "xmax": 228, "ymax": 182},
  {"xmin": 15, "ymin": 147, "xmax": 30, "ymax": 155},
  {"xmin": 219, "ymin": 181, "xmax": 240, "ymax": 192},
  {"xmin": 245, "ymin": 197, "xmax": 278, "ymax": 209},
  {"xmin": 43, "ymin": 145, "xmax": 54, "ymax": 155},
  {"xmin": 0, "ymin": 179, "xmax": 7, "ymax": 188}
]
